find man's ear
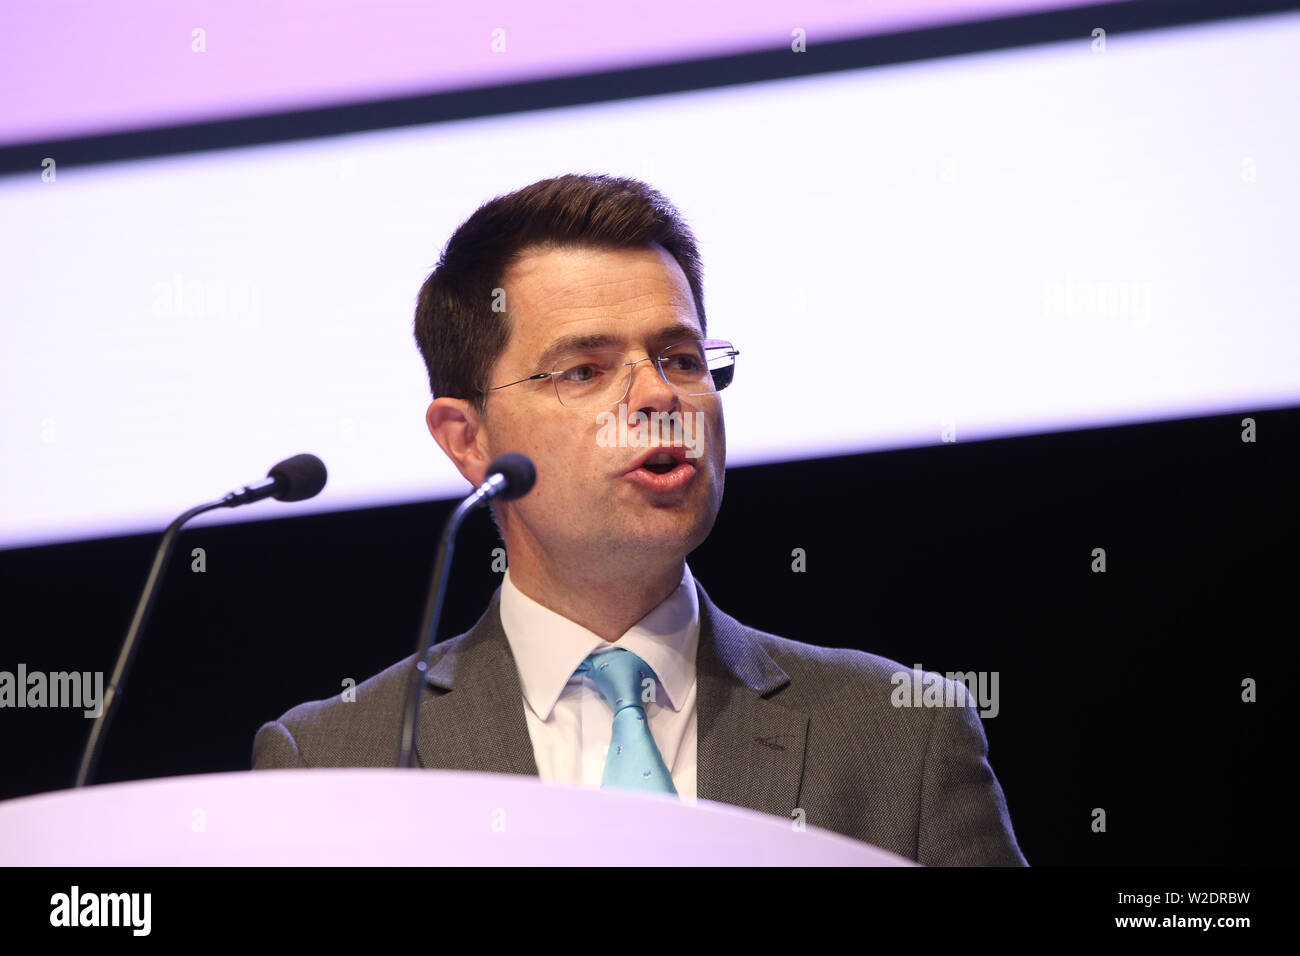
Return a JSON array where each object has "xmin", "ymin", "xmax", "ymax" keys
[{"xmin": 426, "ymin": 397, "xmax": 491, "ymax": 486}]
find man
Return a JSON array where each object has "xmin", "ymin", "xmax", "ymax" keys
[{"xmin": 253, "ymin": 173, "xmax": 1027, "ymax": 866}]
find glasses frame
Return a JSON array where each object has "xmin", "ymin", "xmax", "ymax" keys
[{"xmin": 482, "ymin": 338, "xmax": 739, "ymax": 409}]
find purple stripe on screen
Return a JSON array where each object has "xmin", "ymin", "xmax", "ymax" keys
[{"xmin": 1, "ymin": 0, "xmax": 1089, "ymax": 145}]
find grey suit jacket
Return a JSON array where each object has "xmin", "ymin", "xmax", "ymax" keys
[{"xmin": 253, "ymin": 578, "xmax": 1027, "ymax": 865}]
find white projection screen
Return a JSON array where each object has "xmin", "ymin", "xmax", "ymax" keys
[{"xmin": 2, "ymin": 11, "xmax": 1298, "ymax": 549}]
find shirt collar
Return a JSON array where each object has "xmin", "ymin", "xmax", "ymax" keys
[{"xmin": 500, "ymin": 562, "xmax": 699, "ymax": 721}]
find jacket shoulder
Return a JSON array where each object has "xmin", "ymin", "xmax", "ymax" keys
[
  {"xmin": 277, "ymin": 652, "xmax": 411, "ymax": 726},
  {"xmin": 716, "ymin": 609, "xmax": 1026, "ymax": 865},
  {"xmin": 252, "ymin": 630, "xmax": 473, "ymax": 768},
  {"xmin": 720, "ymin": 610, "xmax": 916, "ymax": 700}
]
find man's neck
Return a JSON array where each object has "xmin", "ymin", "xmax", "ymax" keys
[{"xmin": 506, "ymin": 554, "xmax": 686, "ymax": 643}]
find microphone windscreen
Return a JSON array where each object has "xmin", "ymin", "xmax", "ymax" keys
[
  {"xmin": 486, "ymin": 452, "xmax": 536, "ymax": 501},
  {"xmin": 268, "ymin": 453, "xmax": 328, "ymax": 502}
]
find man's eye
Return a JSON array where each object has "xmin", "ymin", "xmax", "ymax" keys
[{"xmin": 563, "ymin": 364, "xmax": 599, "ymax": 382}]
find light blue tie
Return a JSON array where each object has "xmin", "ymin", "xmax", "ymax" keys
[{"xmin": 574, "ymin": 648, "xmax": 678, "ymax": 795}]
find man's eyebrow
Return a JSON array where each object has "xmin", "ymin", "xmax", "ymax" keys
[
  {"xmin": 534, "ymin": 324, "xmax": 703, "ymax": 369},
  {"xmin": 535, "ymin": 332, "xmax": 621, "ymax": 370},
  {"xmin": 650, "ymin": 323, "xmax": 705, "ymax": 349}
]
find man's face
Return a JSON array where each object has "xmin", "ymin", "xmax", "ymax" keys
[{"xmin": 476, "ymin": 242, "xmax": 725, "ymax": 571}]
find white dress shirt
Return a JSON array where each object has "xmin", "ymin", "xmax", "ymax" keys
[{"xmin": 499, "ymin": 562, "xmax": 699, "ymax": 802}]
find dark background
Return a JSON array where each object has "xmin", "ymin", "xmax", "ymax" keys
[{"xmin": 2, "ymin": 403, "xmax": 1295, "ymax": 864}]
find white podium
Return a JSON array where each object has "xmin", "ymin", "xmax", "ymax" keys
[{"xmin": 0, "ymin": 769, "xmax": 914, "ymax": 866}]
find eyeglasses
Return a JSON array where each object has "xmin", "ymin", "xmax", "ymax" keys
[{"xmin": 483, "ymin": 338, "xmax": 739, "ymax": 410}]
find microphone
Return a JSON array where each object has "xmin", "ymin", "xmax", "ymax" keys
[
  {"xmin": 75, "ymin": 453, "xmax": 328, "ymax": 788},
  {"xmin": 222, "ymin": 452, "xmax": 328, "ymax": 505},
  {"xmin": 397, "ymin": 453, "xmax": 536, "ymax": 768},
  {"xmin": 466, "ymin": 451, "xmax": 535, "ymax": 504}
]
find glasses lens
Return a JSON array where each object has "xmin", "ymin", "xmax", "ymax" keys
[
  {"xmin": 550, "ymin": 342, "xmax": 737, "ymax": 407},
  {"xmin": 552, "ymin": 350, "xmax": 626, "ymax": 408},
  {"xmin": 663, "ymin": 341, "xmax": 736, "ymax": 395}
]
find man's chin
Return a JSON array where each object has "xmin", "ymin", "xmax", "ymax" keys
[
  {"xmin": 604, "ymin": 515, "xmax": 698, "ymax": 548},
  {"xmin": 624, "ymin": 512, "xmax": 713, "ymax": 552}
]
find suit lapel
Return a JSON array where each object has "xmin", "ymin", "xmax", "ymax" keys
[
  {"xmin": 694, "ymin": 580, "xmax": 809, "ymax": 819},
  {"xmin": 415, "ymin": 587, "xmax": 540, "ymax": 777},
  {"xmin": 414, "ymin": 578, "xmax": 811, "ymax": 821}
]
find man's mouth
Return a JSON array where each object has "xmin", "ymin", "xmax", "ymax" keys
[
  {"xmin": 626, "ymin": 446, "xmax": 691, "ymax": 474},
  {"xmin": 641, "ymin": 452, "xmax": 678, "ymax": 475},
  {"xmin": 624, "ymin": 446, "xmax": 697, "ymax": 492}
]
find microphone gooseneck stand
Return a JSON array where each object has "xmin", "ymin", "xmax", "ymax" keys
[
  {"xmin": 75, "ymin": 500, "xmax": 225, "ymax": 789},
  {"xmin": 75, "ymin": 454, "xmax": 327, "ymax": 788},
  {"xmin": 398, "ymin": 454, "xmax": 535, "ymax": 768}
]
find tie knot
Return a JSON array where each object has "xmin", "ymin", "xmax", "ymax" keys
[{"xmin": 575, "ymin": 648, "xmax": 657, "ymax": 714}]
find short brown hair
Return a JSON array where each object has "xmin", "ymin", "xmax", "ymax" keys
[{"xmin": 413, "ymin": 173, "xmax": 708, "ymax": 412}]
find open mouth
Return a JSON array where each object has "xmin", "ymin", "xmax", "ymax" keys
[
  {"xmin": 641, "ymin": 452, "xmax": 679, "ymax": 475},
  {"xmin": 626, "ymin": 449, "xmax": 696, "ymax": 491}
]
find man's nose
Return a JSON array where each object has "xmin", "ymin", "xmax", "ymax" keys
[{"xmin": 624, "ymin": 357, "xmax": 680, "ymax": 417}]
